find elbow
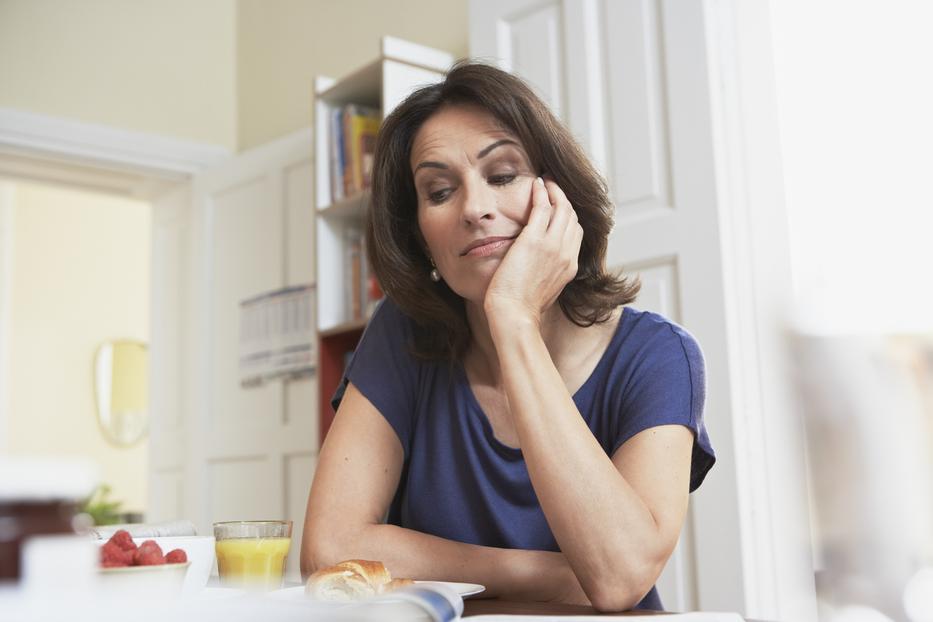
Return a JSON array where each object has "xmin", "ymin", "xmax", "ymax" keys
[
  {"xmin": 585, "ymin": 557, "xmax": 666, "ymax": 613},
  {"xmin": 300, "ymin": 527, "xmax": 350, "ymax": 580},
  {"xmin": 588, "ymin": 585, "xmax": 643, "ymax": 613},
  {"xmin": 299, "ymin": 537, "xmax": 327, "ymax": 580}
]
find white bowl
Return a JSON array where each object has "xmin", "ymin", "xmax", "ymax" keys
[
  {"xmin": 96, "ymin": 535, "xmax": 215, "ymax": 594},
  {"xmin": 98, "ymin": 561, "xmax": 190, "ymax": 596},
  {"xmin": 131, "ymin": 536, "xmax": 215, "ymax": 594}
]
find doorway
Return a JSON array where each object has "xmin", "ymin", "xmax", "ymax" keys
[{"xmin": 0, "ymin": 176, "xmax": 151, "ymax": 521}]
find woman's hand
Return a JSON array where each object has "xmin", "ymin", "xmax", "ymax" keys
[{"xmin": 483, "ymin": 177, "xmax": 583, "ymax": 327}]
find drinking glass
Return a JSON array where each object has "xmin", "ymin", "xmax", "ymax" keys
[{"xmin": 213, "ymin": 520, "xmax": 292, "ymax": 590}]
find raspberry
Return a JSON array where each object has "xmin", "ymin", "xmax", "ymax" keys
[
  {"xmin": 108, "ymin": 529, "xmax": 137, "ymax": 553},
  {"xmin": 165, "ymin": 549, "xmax": 187, "ymax": 564},
  {"xmin": 133, "ymin": 540, "xmax": 165, "ymax": 566},
  {"xmin": 100, "ymin": 541, "xmax": 130, "ymax": 567}
]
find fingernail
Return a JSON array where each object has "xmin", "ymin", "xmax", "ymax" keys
[{"xmin": 536, "ymin": 177, "xmax": 544, "ymax": 186}]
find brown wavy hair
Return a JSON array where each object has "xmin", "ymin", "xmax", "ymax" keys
[{"xmin": 367, "ymin": 61, "xmax": 640, "ymax": 362}]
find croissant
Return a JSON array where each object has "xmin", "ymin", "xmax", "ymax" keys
[{"xmin": 305, "ymin": 559, "xmax": 413, "ymax": 601}]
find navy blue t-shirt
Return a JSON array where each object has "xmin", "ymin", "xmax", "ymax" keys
[{"xmin": 333, "ymin": 298, "xmax": 715, "ymax": 610}]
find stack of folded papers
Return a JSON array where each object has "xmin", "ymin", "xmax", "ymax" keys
[{"xmin": 91, "ymin": 520, "xmax": 198, "ymax": 539}]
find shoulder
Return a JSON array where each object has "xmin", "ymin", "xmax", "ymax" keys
[
  {"xmin": 363, "ymin": 297, "xmax": 417, "ymax": 343},
  {"xmin": 617, "ymin": 307, "xmax": 704, "ymax": 370},
  {"xmin": 348, "ymin": 297, "xmax": 423, "ymax": 376},
  {"xmin": 368, "ymin": 296, "xmax": 412, "ymax": 327},
  {"xmin": 607, "ymin": 307, "xmax": 706, "ymax": 403}
]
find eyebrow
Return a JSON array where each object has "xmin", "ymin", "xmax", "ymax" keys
[
  {"xmin": 477, "ymin": 138, "xmax": 518, "ymax": 159},
  {"xmin": 414, "ymin": 139, "xmax": 520, "ymax": 173}
]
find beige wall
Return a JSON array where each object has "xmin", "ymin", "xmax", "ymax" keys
[
  {"xmin": 0, "ymin": 0, "xmax": 467, "ymax": 152},
  {"xmin": 6, "ymin": 180, "xmax": 150, "ymax": 513},
  {"xmin": 0, "ymin": 0, "xmax": 238, "ymax": 151},
  {"xmin": 236, "ymin": 0, "xmax": 468, "ymax": 150}
]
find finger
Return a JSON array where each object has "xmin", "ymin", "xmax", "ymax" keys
[
  {"xmin": 561, "ymin": 213, "xmax": 581, "ymax": 250},
  {"xmin": 544, "ymin": 179, "xmax": 575, "ymax": 235},
  {"xmin": 567, "ymin": 222, "xmax": 584, "ymax": 280},
  {"xmin": 543, "ymin": 178, "xmax": 570, "ymax": 208},
  {"xmin": 525, "ymin": 177, "xmax": 553, "ymax": 234}
]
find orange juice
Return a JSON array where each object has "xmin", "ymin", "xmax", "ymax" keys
[{"xmin": 215, "ymin": 537, "xmax": 291, "ymax": 589}]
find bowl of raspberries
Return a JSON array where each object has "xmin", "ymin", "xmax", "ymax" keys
[{"xmin": 98, "ymin": 529, "xmax": 191, "ymax": 594}]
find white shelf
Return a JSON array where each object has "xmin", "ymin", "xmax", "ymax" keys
[
  {"xmin": 319, "ymin": 318, "xmax": 368, "ymax": 338},
  {"xmin": 316, "ymin": 61, "xmax": 381, "ymax": 108},
  {"xmin": 318, "ymin": 191, "xmax": 369, "ymax": 220},
  {"xmin": 313, "ymin": 37, "xmax": 453, "ymax": 333}
]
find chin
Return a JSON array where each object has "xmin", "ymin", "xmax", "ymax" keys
[{"xmin": 443, "ymin": 261, "xmax": 502, "ymax": 305}]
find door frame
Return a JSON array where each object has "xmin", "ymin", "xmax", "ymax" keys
[
  {"xmin": 702, "ymin": 1, "xmax": 818, "ymax": 619},
  {"xmin": 0, "ymin": 106, "xmax": 229, "ymax": 456},
  {"xmin": 0, "ymin": 181, "xmax": 13, "ymax": 452}
]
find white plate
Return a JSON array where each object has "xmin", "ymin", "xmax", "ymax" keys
[
  {"xmin": 414, "ymin": 581, "xmax": 485, "ymax": 598},
  {"xmin": 270, "ymin": 581, "xmax": 485, "ymax": 601},
  {"xmin": 192, "ymin": 587, "xmax": 247, "ymax": 600},
  {"xmin": 267, "ymin": 586, "xmax": 352, "ymax": 606}
]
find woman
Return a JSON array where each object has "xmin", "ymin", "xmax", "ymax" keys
[{"xmin": 301, "ymin": 62, "xmax": 714, "ymax": 612}]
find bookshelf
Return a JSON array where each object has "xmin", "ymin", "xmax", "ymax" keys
[{"xmin": 314, "ymin": 37, "xmax": 453, "ymax": 445}]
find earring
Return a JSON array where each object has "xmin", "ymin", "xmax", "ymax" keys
[{"xmin": 429, "ymin": 259, "xmax": 441, "ymax": 283}]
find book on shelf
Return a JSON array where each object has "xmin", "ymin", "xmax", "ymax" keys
[
  {"xmin": 358, "ymin": 228, "xmax": 385, "ymax": 320},
  {"xmin": 329, "ymin": 104, "xmax": 381, "ymax": 204},
  {"xmin": 345, "ymin": 226, "xmax": 364, "ymax": 321},
  {"xmin": 329, "ymin": 107, "xmax": 345, "ymax": 203},
  {"xmin": 343, "ymin": 225, "xmax": 385, "ymax": 325}
]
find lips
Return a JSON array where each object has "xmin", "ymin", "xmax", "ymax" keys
[{"xmin": 460, "ymin": 235, "xmax": 518, "ymax": 256}]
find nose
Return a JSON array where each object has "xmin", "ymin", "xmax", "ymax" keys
[{"xmin": 459, "ymin": 177, "xmax": 495, "ymax": 226}]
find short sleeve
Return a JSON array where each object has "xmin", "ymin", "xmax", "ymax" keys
[
  {"xmin": 612, "ymin": 318, "xmax": 715, "ymax": 492},
  {"xmin": 330, "ymin": 299, "xmax": 419, "ymax": 457}
]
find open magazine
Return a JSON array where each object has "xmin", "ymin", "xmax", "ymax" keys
[{"xmin": 335, "ymin": 583, "xmax": 464, "ymax": 621}]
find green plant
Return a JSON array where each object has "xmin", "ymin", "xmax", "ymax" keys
[{"xmin": 80, "ymin": 484, "xmax": 123, "ymax": 526}]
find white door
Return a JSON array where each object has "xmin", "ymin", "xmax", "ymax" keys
[
  {"xmin": 470, "ymin": 0, "xmax": 745, "ymax": 613},
  {"xmin": 149, "ymin": 129, "xmax": 316, "ymax": 581}
]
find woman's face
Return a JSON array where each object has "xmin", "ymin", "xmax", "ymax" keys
[{"xmin": 410, "ymin": 104, "xmax": 537, "ymax": 304}]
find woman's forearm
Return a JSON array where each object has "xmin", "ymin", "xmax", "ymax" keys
[
  {"xmin": 304, "ymin": 521, "xmax": 589, "ymax": 604},
  {"xmin": 487, "ymin": 312, "xmax": 666, "ymax": 609}
]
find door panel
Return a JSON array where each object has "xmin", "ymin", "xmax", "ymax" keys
[
  {"xmin": 628, "ymin": 259, "xmax": 681, "ymax": 322},
  {"xmin": 498, "ymin": 3, "xmax": 566, "ymax": 118},
  {"xmin": 210, "ymin": 178, "xmax": 284, "ymax": 432},
  {"xmin": 209, "ymin": 458, "xmax": 277, "ymax": 521},
  {"xmin": 603, "ymin": 0, "xmax": 673, "ymax": 212}
]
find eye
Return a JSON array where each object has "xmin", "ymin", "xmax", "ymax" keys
[
  {"xmin": 427, "ymin": 188, "xmax": 452, "ymax": 204},
  {"xmin": 488, "ymin": 174, "xmax": 516, "ymax": 186}
]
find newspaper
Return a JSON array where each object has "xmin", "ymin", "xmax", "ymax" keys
[{"xmin": 91, "ymin": 519, "xmax": 198, "ymax": 539}]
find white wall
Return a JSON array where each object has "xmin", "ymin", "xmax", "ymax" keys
[{"xmin": 4, "ymin": 179, "xmax": 151, "ymax": 513}]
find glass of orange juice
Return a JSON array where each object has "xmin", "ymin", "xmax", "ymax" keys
[{"xmin": 213, "ymin": 520, "xmax": 292, "ymax": 590}]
